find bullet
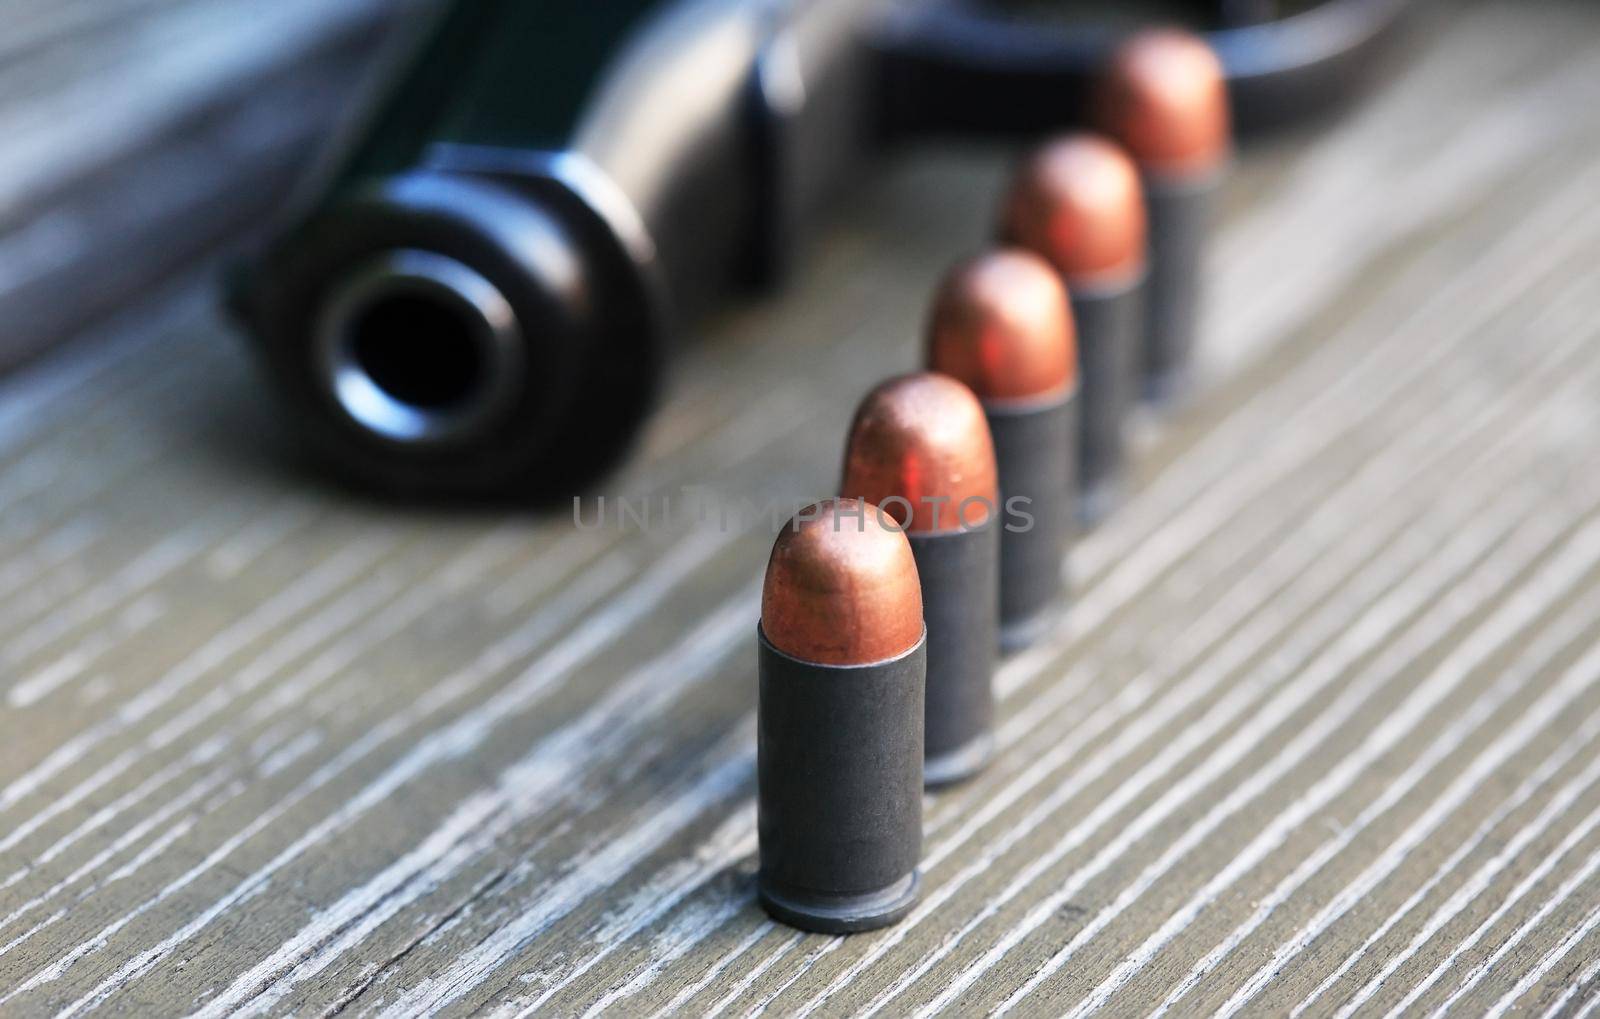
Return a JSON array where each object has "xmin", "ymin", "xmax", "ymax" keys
[
  {"xmin": 1097, "ymin": 28, "xmax": 1230, "ymax": 406},
  {"xmin": 928, "ymin": 250, "xmax": 1076, "ymax": 652},
  {"xmin": 758, "ymin": 498, "xmax": 926, "ymax": 933},
  {"xmin": 1000, "ymin": 134, "xmax": 1147, "ymax": 524},
  {"xmin": 842, "ymin": 373, "xmax": 1000, "ymax": 786}
]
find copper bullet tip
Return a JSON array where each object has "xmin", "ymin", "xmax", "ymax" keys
[
  {"xmin": 928, "ymin": 249, "xmax": 1077, "ymax": 402},
  {"xmin": 1000, "ymin": 134, "xmax": 1147, "ymax": 286},
  {"xmin": 1098, "ymin": 28, "xmax": 1230, "ymax": 177},
  {"xmin": 761, "ymin": 498, "xmax": 924, "ymax": 666},
  {"xmin": 841, "ymin": 373, "xmax": 1000, "ymax": 534}
]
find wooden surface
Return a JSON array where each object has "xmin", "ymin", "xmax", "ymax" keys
[
  {"xmin": 5, "ymin": 1, "xmax": 1600, "ymax": 1015},
  {"xmin": 0, "ymin": 0, "xmax": 405, "ymax": 370}
]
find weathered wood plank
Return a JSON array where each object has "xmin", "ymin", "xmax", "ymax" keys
[
  {"xmin": 3, "ymin": 1, "xmax": 1600, "ymax": 1016},
  {"xmin": 0, "ymin": 0, "xmax": 414, "ymax": 371}
]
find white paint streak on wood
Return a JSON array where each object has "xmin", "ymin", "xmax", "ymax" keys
[
  {"xmin": 1539, "ymin": 951, "xmax": 1600, "ymax": 1019},
  {"xmin": 0, "ymin": 521, "xmax": 96, "ymax": 601},
  {"xmin": 703, "ymin": 932, "xmax": 809, "ymax": 1019},
  {"xmin": 0, "ymin": 912, "xmax": 63, "ymax": 963},
  {"xmin": 643, "ymin": 922, "xmax": 776, "ymax": 1019},
  {"xmin": 24, "ymin": 533, "xmax": 733, "ymax": 1016},
  {"xmin": 0, "ymin": 536, "xmax": 395, "ymax": 814},
  {"xmin": 1172, "ymin": 593, "xmax": 1600, "ymax": 1018},
  {"xmin": 0, "ymin": 572, "xmax": 400, "ymax": 927},
  {"xmin": 998, "ymin": 503, "xmax": 1600, "ymax": 1017},
  {"xmin": 1367, "ymin": 798, "xmax": 1600, "ymax": 1015},
  {"xmin": 1116, "ymin": 311, "xmax": 1600, "ymax": 1016},
  {"xmin": 1202, "ymin": 34, "xmax": 1600, "ymax": 377},
  {"xmin": 102, "ymin": 815, "xmax": 203, "ymax": 886},
  {"xmin": 0, "ymin": 746, "xmax": 141, "ymax": 864},
  {"xmin": 6, "ymin": 523, "xmax": 222, "ymax": 671},
  {"xmin": 60, "ymin": 771, "xmax": 232, "ymax": 896},
  {"xmin": 1429, "ymin": 836, "xmax": 1600, "ymax": 1015},
  {"xmin": 0, "ymin": 575, "xmax": 415, "ymax": 941},
  {"xmin": 4, "ymin": 740, "xmax": 222, "ymax": 877},
  {"xmin": 1485, "ymin": 876, "xmax": 1600, "ymax": 1014},
  {"xmin": 204, "ymin": 499, "xmax": 317, "ymax": 580},
  {"xmin": 1317, "ymin": 746, "xmax": 1600, "ymax": 1018},
  {"xmin": 572, "ymin": 890, "xmax": 752, "ymax": 1019},
  {"xmin": 3, "ymin": 491, "xmax": 314, "ymax": 670},
  {"xmin": 0, "ymin": 402, "xmax": 762, "ymax": 942},
  {"xmin": 146, "ymin": 574, "xmax": 403, "ymax": 750},
  {"xmin": 0, "ymin": 772, "xmax": 225, "ymax": 947},
  {"xmin": 0, "ymin": 525, "xmax": 618, "ymax": 984},
  {"xmin": 482, "ymin": 531, "xmax": 606, "ymax": 619},
  {"xmin": 6, "ymin": 648, "xmax": 97, "ymax": 709},
  {"xmin": 378, "ymin": 745, "xmax": 753, "ymax": 1019},
  {"xmin": 505, "ymin": 808, "xmax": 758, "ymax": 1019},
  {"xmin": 16, "ymin": 586, "xmax": 612, "ymax": 1002},
  {"xmin": 360, "ymin": 596, "xmax": 756, "ymax": 1017}
]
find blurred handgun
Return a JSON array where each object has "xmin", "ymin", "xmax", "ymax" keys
[{"xmin": 231, "ymin": 0, "xmax": 1412, "ymax": 498}]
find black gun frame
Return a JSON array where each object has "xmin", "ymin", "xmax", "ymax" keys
[{"xmin": 231, "ymin": 0, "xmax": 1415, "ymax": 497}]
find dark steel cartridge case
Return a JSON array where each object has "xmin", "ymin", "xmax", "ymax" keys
[
  {"xmin": 1142, "ymin": 169, "xmax": 1220, "ymax": 406},
  {"xmin": 1072, "ymin": 277, "xmax": 1144, "ymax": 525},
  {"xmin": 757, "ymin": 628, "xmax": 925, "ymax": 934},
  {"xmin": 987, "ymin": 390, "xmax": 1077, "ymax": 652},
  {"xmin": 909, "ymin": 521, "xmax": 1000, "ymax": 787}
]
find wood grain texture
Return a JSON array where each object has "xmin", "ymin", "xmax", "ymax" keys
[
  {"xmin": 3, "ymin": 1, "xmax": 1600, "ymax": 1015},
  {"xmin": 0, "ymin": 0, "xmax": 411, "ymax": 371}
]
